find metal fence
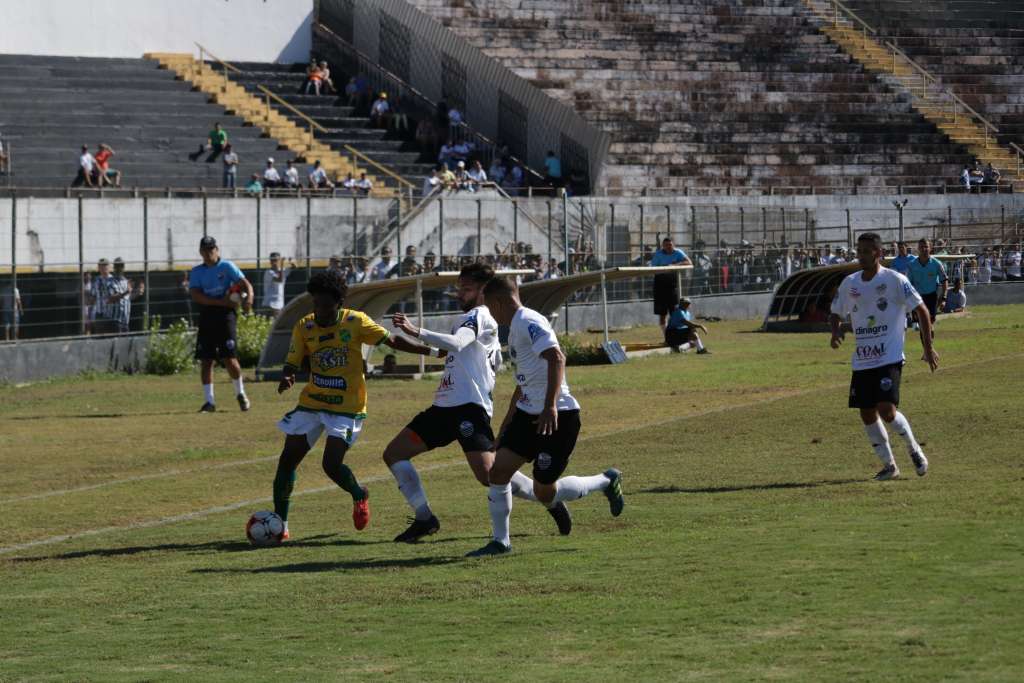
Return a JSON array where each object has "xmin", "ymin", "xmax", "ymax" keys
[{"xmin": 1, "ymin": 192, "xmax": 1021, "ymax": 341}]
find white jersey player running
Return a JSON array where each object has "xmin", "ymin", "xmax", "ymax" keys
[
  {"xmin": 466, "ymin": 275, "xmax": 625, "ymax": 557},
  {"xmin": 830, "ymin": 232, "xmax": 940, "ymax": 481},
  {"xmin": 384, "ymin": 263, "xmax": 572, "ymax": 543}
]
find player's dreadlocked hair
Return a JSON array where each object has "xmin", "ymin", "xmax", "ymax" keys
[
  {"xmin": 307, "ymin": 269, "xmax": 348, "ymax": 304},
  {"xmin": 459, "ymin": 261, "xmax": 494, "ymax": 285}
]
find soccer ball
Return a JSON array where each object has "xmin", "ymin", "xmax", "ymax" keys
[
  {"xmin": 227, "ymin": 284, "xmax": 244, "ymax": 305},
  {"xmin": 246, "ymin": 510, "xmax": 285, "ymax": 546}
]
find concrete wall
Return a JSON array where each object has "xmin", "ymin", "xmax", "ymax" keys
[
  {"xmin": 0, "ymin": 332, "xmax": 148, "ymax": 384},
  {"xmin": 0, "ymin": 0, "xmax": 313, "ymax": 62}
]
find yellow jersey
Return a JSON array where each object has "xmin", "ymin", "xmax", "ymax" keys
[{"xmin": 285, "ymin": 309, "xmax": 390, "ymax": 417}]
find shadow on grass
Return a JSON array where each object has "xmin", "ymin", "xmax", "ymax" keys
[
  {"xmin": 193, "ymin": 555, "xmax": 466, "ymax": 573},
  {"xmin": 639, "ymin": 478, "xmax": 866, "ymax": 495},
  {"xmin": 6, "ymin": 411, "xmax": 196, "ymax": 421}
]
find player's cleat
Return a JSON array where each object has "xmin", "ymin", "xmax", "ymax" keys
[
  {"xmin": 237, "ymin": 393, "xmax": 251, "ymax": 411},
  {"xmin": 873, "ymin": 464, "xmax": 900, "ymax": 481},
  {"xmin": 352, "ymin": 487, "xmax": 370, "ymax": 530},
  {"xmin": 603, "ymin": 468, "xmax": 625, "ymax": 517},
  {"xmin": 696, "ymin": 348, "xmax": 711, "ymax": 355},
  {"xmin": 547, "ymin": 501, "xmax": 573, "ymax": 535},
  {"xmin": 393, "ymin": 515, "xmax": 440, "ymax": 543},
  {"xmin": 198, "ymin": 402, "xmax": 216, "ymax": 413},
  {"xmin": 465, "ymin": 540, "xmax": 512, "ymax": 557},
  {"xmin": 281, "ymin": 528, "xmax": 290, "ymax": 542},
  {"xmin": 910, "ymin": 450, "xmax": 929, "ymax": 477}
]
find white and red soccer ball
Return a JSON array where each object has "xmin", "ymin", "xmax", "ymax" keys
[{"xmin": 245, "ymin": 510, "xmax": 285, "ymax": 546}]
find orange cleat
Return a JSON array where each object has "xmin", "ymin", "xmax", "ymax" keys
[
  {"xmin": 352, "ymin": 486, "xmax": 370, "ymax": 530},
  {"xmin": 281, "ymin": 528, "xmax": 290, "ymax": 542}
]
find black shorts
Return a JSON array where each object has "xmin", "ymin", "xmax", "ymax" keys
[
  {"xmin": 664, "ymin": 326, "xmax": 693, "ymax": 347},
  {"xmin": 406, "ymin": 403, "xmax": 495, "ymax": 454},
  {"xmin": 653, "ymin": 273, "xmax": 679, "ymax": 315},
  {"xmin": 497, "ymin": 408, "xmax": 581, "ymax": 485},
  {"xmin": 195, "ymin": 308, "xmax": 238, "ymax": 360},
  {"xmin": 849, "ymin": 362, "xmax": 903, "ymax": 409},
  {"xmin": 919, "ymin": 292, "xmax": 938, "ymax": 322}
]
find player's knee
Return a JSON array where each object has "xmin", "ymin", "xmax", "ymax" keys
[{"xmin": 534, "ymin": 482, "xmax": 556, "ymax": 504}]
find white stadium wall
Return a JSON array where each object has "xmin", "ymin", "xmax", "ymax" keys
[{"xmin": 0, "ymin": 0, "xmax": 313, "ymax": 63}]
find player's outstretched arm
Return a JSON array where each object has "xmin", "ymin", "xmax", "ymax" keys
[
  {"xmin": 384, "ymin": 334, "xmax": 438, "ymax": 357},
  {"xmin": 392, "ymin": 312, "xmax": 476, "ymax": 353},
  {"xmin": 278, "ymin": 364, "xmax": 297, "ymax": 393}
]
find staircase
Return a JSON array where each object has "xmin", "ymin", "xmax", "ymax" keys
[{"xmin": 803, "ymin": 0, "xmax": 1024, "ymax": 182}]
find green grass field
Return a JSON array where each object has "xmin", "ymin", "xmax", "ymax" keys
[{"xmin": 2, "ymin": 307, "xmax": 1023, "ymax": 682}]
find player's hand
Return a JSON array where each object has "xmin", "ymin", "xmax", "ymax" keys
[
  {"xmin": 922, "ymin": 347, "xmax": 939, "ymax": 372},
  {"xmin": 830, "ymin": 334, "xmax": 843, "ymax": 349},
  {"xmin": 242, "ymin": 300, "xmax": 253, "ymax": 315},
  {"xmin": 535, "ymin": 406, "xmax": 558, "ymax": 436},
  {"xmin": 392, "ymin": 312, "xmax": 419, "ymax": 337},
  {"xmin": 278, "ymin": 374, "xmax": 295, "ymax": 394}
]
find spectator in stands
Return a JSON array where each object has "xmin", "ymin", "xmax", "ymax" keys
[
  {"xmin": 327, "ymin": 254, "xmax": 345, "ymax": 278},
  {"xmin": 222, "ymin": 143, "xmax": 239, "ymax": 189},
  {"xmin": 356, "ymin": 172, "xmax": 373, "ymax": 196},
  {"xmin": 341, "ymin": 172, "xmax": 356, "ymax": 194},
  {"xmin": 262, "ymin": 158, "xmax": 282, "ymax": 188},
  {"xmin": 890, "ymin": 241, "xmax": 913, "ymax": 275},
  {"xmin": 453, "ymin": 161, "xmax": 470, "ymax": 191},
  {"xmin": 400, "ymin": 256, "xmax": 421, "ymax": 277},
  {"xmin": 93, "ymin": 144, "xmax": 121, "ymax": 188},
  {"xmin": 447, "ymin": 105, "xmax": 464, "ymax": 137},
  {"xmin": 959, "ymin": 165, "xmax": 972, "ymax": 192},
  {"xmin": 245, "ymin": 173, "xmax": 263, "ymax": 195},
  {"xmin": 969, "ymin": 162, "xmax": 985, "ymax": 193},
  {"xmin": 665, "ymin": 297, "xmax": 710, "ymax": 354},
  {"xmin": 488, "ymin": 157, "xmax": 507, "ymax": 187},
  {"xmin": 372, "ymin": 247, "xmax": 395, "ymax": 280},
  {"xmin": 416, "ymin": 118, "xmax": 439, "ymax": 162},
  {"xmin": 349, "ymin": 257, "xmax": 372, "ymax": 284},
  {"xmin": 1005, "ymin": 242, "xmax": 1022, "ymax": 281},
  {"xmin": 828, "ymin": 247, "xmax": 847, "ymax": 265},
  {"xmin": 976, "ymin": 247, "xmax": 994, "ymax": 284},
  {"xmin": 370, "ymin": 92, "xmax": 390, "ymax": 128},
  {"xmin": 467, "ymin": 160, "xmax": 487, "ymax": 190},
  {"xmin": 983, "ymin": 163, "xmax": 1001, "ymax": 193},
  {"xmin": 308, "ymin": 160, "xmax": 334, "ymax": 190},
  {"xmin": 648, "ymin": 237, "xmax": 693, "ymax": 330},
  {"xmin": 439, "ymin": 163, "xmax": 457, "ymax": 191},
  {"xmin": 190, "ymin": 122, "xmax": 227, "ymax": 162},
  {"xmin": 942, "ymin": 278, "xmax": 967, "ymax": 313},
  {"xmin": 389, "ymin": 95, "xmax": 409, "ymax": 132},
  {"xmin": 283, "ymin": 160, "xmax": 301, "ymax": 190},
  {"xmin": 423, "ymin": 251, "xmax": 438, "ymax": 274},
  {"xmin": 345, "ymin": 77, "xmax": 361, "ymax": 108},
  {"xmin": 422, "ymin": 168, "xmax": 441, "ymax": 197},
  {"xmin": 89, "ymin": 258, "xmax": 128, "ymax": 334},
  {"xmin": 112, "ymin": 257, "xmax": 143, "ymax": 332},
  {"xmin": 318, "ymin": 61, "xmax": 336, "ymax": 94},
  {"xmin": 544, "ymin": 258, "xmax": 562, "ymax": 280},
  {"xmin": 303, "ymin": 59, "xmax": 324, "ymax": 96},
  {"xmin": 2, "ymin": 282, "xmax": 22, "ymax": 340},
  {"xmin": 262, "ymin": 252, "xmax": 291, "ymax": 318},
  {"xmin": 72, "ymin": 145, "xmax": 96, "ymax": 188},
  {"xmin": 544, "ymin": 150, "xmax": 562, "ymax": 188},
  {"xmin": 438, "ymin": 139, "xmax": 457, "ymax": 167}
]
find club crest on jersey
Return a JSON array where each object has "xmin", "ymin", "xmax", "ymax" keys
[
  {"xmin": 339, "ymin": 330, "xmax": 352, "ymax": 342},
  {"xmin": 880, "ymin": 377, "xmax": 893, "ymax": 391},
  {"xmin": 876, "ymin": 297, "xmax": 888, "ymax": 311},
  {"xmin": 312, "ymin": 346, "xmax": 347, "ymax": 370},
  {"xmin": 459, "ymin": 421, "xmax": 474, "ymax": 438},
  {"xmin": 875, "ymin": 283, "xmax": 887, "ymax": 293},
  {"xmin": 536, "ymin": 453, "xmax": 552, "ymax": 470},
  {"xmin": 527, "ymin": 322, "xmax": 544, "ymax": 342}
]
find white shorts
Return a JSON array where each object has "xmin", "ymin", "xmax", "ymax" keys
[{"xmin": 277, "ymin": 408, "xmax": 364, "ymax": 448}]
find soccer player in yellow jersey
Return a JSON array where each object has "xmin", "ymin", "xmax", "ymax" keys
[{"xmin": 274, "ymin": 270, "xmax": 435, "ymax": 538}]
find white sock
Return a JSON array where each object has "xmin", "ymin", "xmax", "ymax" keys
[
  {"xmin": 889, "ymin": 411, "xmax": 921, "ymax": 455},
  {"xmin": 509, "ymin": 471, "xmax": 538, "ymax": 502},
  {"xmin": 203, "ymin": 383, "xmax": 214, "ymax": 405},
  {"xmin": 551, "ymin": 474, "xmax": 610, "ymax": 503},
  {"xmin": 864, "ymin": 420, "xmax": 895, "ymax": 466},
  {"xmin": 488, "ymin": 483, "xmax": 512, "ymax": 547},
  {"xmin": 694, "ymin": 336, "xmax": 705, "ymax": 351},
  {"xmin": 680, "ymin": 342, "xmax": 692, "ymax": 351},
  {"xmin": 233, "ymin": 376, "xmax": 245, "ymax": 396},
  {"xmin": 389, "ymin": 460, "xmax": 432, "ymax": 520}
]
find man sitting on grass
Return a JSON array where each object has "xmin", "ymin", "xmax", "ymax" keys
[{"xmin": 664, "ymin": 297, "xmax": 710, "ymax": 354}]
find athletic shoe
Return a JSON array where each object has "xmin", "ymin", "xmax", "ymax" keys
[
  {"xmin": 603, "ymin": 468, "xmax": 625, "ymax": 517},
  {"xmin": 696, "ymin": 348, "xmax": 711, "ymax": 355},
  {"xmin": 352, "ymin": 486, "xmax": 370, "ymax": 530},
  {"xmin": 198, "ymin": 402, "xmax": 216, "ymax": 413},
  {"xmin": 910, "ymin": 450, "xmax": 929, "ymax": 477},
  {"xmin": 873, "ymin": 464, "xmax": 900, "ymax": 481},
  {"xmin": 547, "ymin": 501, "xmax": 573, "ymax": 536},
  {"xmin": 281, "ymin": 528, "xmax": 290, "ymax": 542},
  {"xmin": 465, "ymin": 540, "xmax": 512, "ymax": 557},
  {"xmin": 393, "ymin": 515, "xmax": 441, "ymax": 543},
  {"xmin": 237, "ymin": 393, "xmax": 251, "ymax": 412}
]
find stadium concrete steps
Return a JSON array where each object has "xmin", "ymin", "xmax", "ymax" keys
[
  {"xmin": 145, "ymin": 53, "xmax": 404, "ymax": 198},
  {"xmin": 405, "ymin": 0, "xmax": 977, "ymax": 194},
  {"xmin": 0, "ymin": 54, "xmax": 288, "ymax": 190},
  {"xmin": 803, "ymin": 0, "xmax": 1024, "ymax": 181}
]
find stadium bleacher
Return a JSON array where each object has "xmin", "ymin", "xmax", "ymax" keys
[{"xmin": 408, "ymin": 0, "xmax": 980, "ymax": 194}]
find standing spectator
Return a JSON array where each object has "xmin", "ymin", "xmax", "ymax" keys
[
  {"xmin": 504, "ymin": 163, "xmax": 524, "ymax": 196},
  {"xmin": 907, "ymin": 238, "xmax": 947, "ymax": 329},
  {"xmin": 544, "ymin": 258, "xmax": 562, "ymax": 280},
  {"xmin": 370, "ymin": 92, "xmax": 390, "ymax": 128},
  {"xmin": 543, "ymin": 150, "xmax": 562, "ymax": 188},
  {"xmin": 72, "ymin": 145, "xmax": 96, "ymax": 187},
  {"xmin": 959, "ymin": 165, "xmax": 972, "ymax": 192},
  {"xmin": 308, "ymin": 160, "xmax": 334, "ymax": 191},
  {"xmin": 1004, "ymin": 242, "xmax": 1022, "ymax": 281},
  {"xmin": 976, "ymin": 248, "xmax": 994, "ymax": 284},
  {"xmin": 349, "ymin": 257, "xmax": 372, "ymax": 284},
  {"xmin": 262, "ymin": 158, "xmax": 282, "ymax": 188},
  {"xmin": 447, "ymin": 104, "xmax": 463, "ymax": 138},
  {"xmin": 648, "ymin": 237, "xmax": 693, "ymax": 330},
  {"xmin": 93, "ymin": 144, "xmax": 121, "ymax": 187},
  {"xmin": 2, "ymin": 281, "xmax": 22, "ymax": 340},
  {"xmin": 88, "ymin": 258, "xmax": 129, "ymax": 334},
  {"xmin": 190, "ymin": 122, "xmax": 227, "ymax": 162},
  {"xmin": 327, "ymin": 254, "xmax": 346, "ymax": 279},
  {"xmin": 245, "ymin": 174, "xmax": 263, "ymax": 195},
  {"xmin": 890, "ymin": 241, "xmax": 913, "ymax": 276},
  {"xmin": 222, "ymin": 143, "xmax": 239, "ymax": 189},
  {"xmin": 356, "ymin": 172, "xmax": 373, "ymax": 196},
  {"xmin": 942, "ymin": 278, "xmax": 967, "ymax": 313},
  {"xmin": 422, "ymin": 168, "xmax": 441, "ymax": 198},
  {"xmin": 283, "ymin": 160, "xmax": 301, "ymax": 190},
  {"xmin": 372, "ymin": 247, "xmax": 395, "ymax": 280},
  {"xmin": 664, "ymin": 297, "xmax": 710, "ymax": 354},
  {"xmin": 438, "ymin": 139, "xmax": 457, "ymax": 167},
  {"xmin": 111, "ymin": 257, "xmax": 143, "ymax": 332},
  {"xmin": 262, "ymin": 252, "xmax": 291, "ymax": 318}
]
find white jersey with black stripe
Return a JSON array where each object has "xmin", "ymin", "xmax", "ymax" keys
[{"xmin": 421, "ymin": 305, "xmax": 502, "ymax": 416}]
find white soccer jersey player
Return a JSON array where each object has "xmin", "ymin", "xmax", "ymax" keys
[
  {"xmin": 507, "ymin": 306, "xmax": 580, "ymax": 414},
  {"xmin": 830, "ymin": 266, "xmax": 923, "ymax": 371},
  {"xmin": 417, "ymin": 305, "xmax": 502, "ymax": 415}
]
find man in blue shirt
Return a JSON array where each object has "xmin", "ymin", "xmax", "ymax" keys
[
  {"xmin": 889, "ymin": 241, "xmax": 914, "ymax": 276},
  {"xmin": 907, "ymin": 238, "xmax": 947, "ymax": 328},
  {"xmin": 189, "ymin": 236, "xmax": 254, "ymax": 412},
  {"xmin": 543, "ymin": 150, "xmax": 562, "ymax": 189},
  {"xmin": 665, "ymin": 297, "xmax": 710, "ymax": 354},
  {"xmin": 648, "ymin": 237, "xmax": 693, "ymax": 329}
]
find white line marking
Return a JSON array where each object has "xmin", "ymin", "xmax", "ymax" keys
[{"xmin": 2, "ymin": 351, "xmax": 1020, "ymax": 557}]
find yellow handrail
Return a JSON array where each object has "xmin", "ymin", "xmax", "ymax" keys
[
  {"xmin": 342, "ymin": 145, "xmax": 415, "ymax": 190},
  {"xmin": 194, "ymin": 42, "xmax": 242, "ymax": 73},
  {"xmin": 256, "ymin": 85, "xmax": 328, "ymax": 133}
]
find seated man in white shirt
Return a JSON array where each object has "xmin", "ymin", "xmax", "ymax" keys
[
  {"xmin": 262, "ymin": 158, "xmax": 283, "ymax": 188},
  {"xmin": 283, "ymin": 160, "xmax": 301, "ymax": 189},
  {"xmin": 356, "ymin": 173, "xmax": 373, "ymax": 196},
  {"xmin": 942, "ymin": 278, "xmax": 967, "ymax": 313},
  {"xmin": 308, "ymin": 160, "xmax": 334, "ymax": 190}
]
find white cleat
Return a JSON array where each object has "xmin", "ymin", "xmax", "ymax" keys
[
  {"xmin": 910, "ymin": 450, "xmax": 928, "ymax": 477},
  {"xmin": 873, "ymin": 464, "xmax": 900, "ymax": 481}
]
